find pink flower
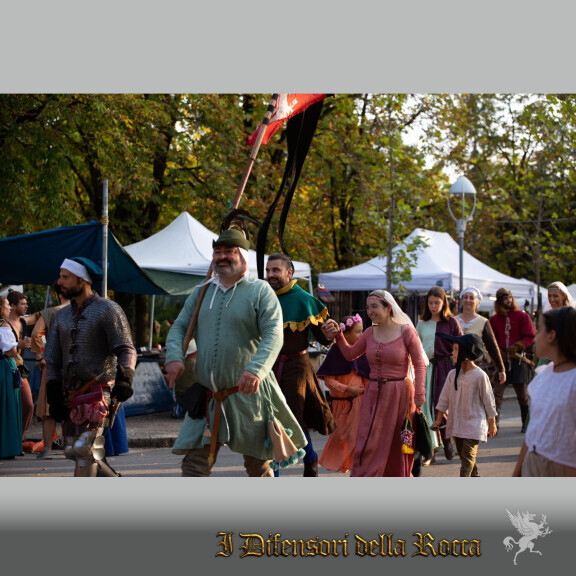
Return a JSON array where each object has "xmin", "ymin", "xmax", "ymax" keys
[{"xmin": 340, "ymin": 314, "xmax": 362, "ymax": 331}]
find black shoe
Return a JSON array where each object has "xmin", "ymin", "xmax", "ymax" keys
[
  {"xmin": 412, "ymin": 454, "xmax": 422, "ymax": 477},
  {"xmin": 520, "ymin": 405, "xmax": 529, "ymax": 433},
  {"xmin": 443, "ymin": 441, "xmax": 456, "ymax": 461},
  {"xmin": 303, "ymin": 457, "xmax": 318, "ymax": 477},
  {"xmin": 52, "ymin": 437, "xmax": 65, "ymax": 450}
]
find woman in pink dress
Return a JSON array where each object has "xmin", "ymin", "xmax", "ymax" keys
[
  {"xmin": 317, "ymin": 314, "xmax": 369, "ymax": 473},
  {"xmin": 322, "ymin": 290, "xmax": 427, "ymax": 477}
]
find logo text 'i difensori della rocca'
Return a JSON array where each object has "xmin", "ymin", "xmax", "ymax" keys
[
  {"xmin": 503, "ymin": 510, "xmax": 552, "ymax": 565},
  {"xmin": 216, "ymin": 532, "xmax": 482, "ymax": 558}
]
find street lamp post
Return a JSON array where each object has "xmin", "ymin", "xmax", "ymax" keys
[{"xmin": 447, "ymin": 176, "xmax": 477, "ymax": 299}]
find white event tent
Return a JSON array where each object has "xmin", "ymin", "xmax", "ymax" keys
[
  {"xmin": 318, "ymin": 229, "xmax": 539, "ymax": 310},
  {"xmin": 125, "ymin": 212, "xmax": 313, "ymax": 295}
]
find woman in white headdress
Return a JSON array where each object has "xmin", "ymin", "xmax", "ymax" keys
[
  {"xmin": 456, "ymin": 286, "xmax": 506, "ymax": 429},
  {"xmin": 322, "ymin": 290, "xmax": 427, "ymax": 477},
  {"xmin": 536, "ymin": 282, "xmax": 576, "ymax": 370},
  {"xmin": 546, "ymin": 281, "xmax": 575, "ymax": 310}
]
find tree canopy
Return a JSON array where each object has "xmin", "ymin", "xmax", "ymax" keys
[{"xmin": 2, "ymin": 93, "xmax": 574, "ymax": 342}]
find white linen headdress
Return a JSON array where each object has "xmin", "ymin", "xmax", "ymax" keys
[
  {"xmin": 367, "ymin": 289, "xmax": 414, "ymax": 327},
  {"xmin": 460, "ymin": 286, "xmax": 483, "ymax": 303},
  {"xmin": 367, "ymin": 289, "xmax": 430, "ymax": 369},
  {"xmin": 547, "ymin": 281, "xmax": 575, "ymax": 308},
  {"xmin": 60, "ymin": 258, "xmax": 92, "ymax": 283}
]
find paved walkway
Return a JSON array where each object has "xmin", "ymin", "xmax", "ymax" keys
[
  {"xmin": 1, "ymin": 395, "xmax": 525, "ymax": 477},
  {"xmin": 24, "ymin": 406, "xmax": 183, "ymax": 449}
]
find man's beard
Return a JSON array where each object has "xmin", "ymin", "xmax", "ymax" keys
[
  {"xmin": 216, "ymin": 260, "xmax": 244, "ymax": 279},
  {"xmin": 60, "ymin": 285, "xmax": 83, "ymax": 299},
  {"xmin": 267, "ymin": 277, "xmax": 283, "ymax": 290}
]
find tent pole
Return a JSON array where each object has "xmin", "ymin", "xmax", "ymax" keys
[
  {"xmin": 44, "ymin": 285, "xmax": 51, "ymax": 309},
  {"xmin": 149, "ymin": 294, "xmax": 155, "ymax": 349},
  {"xmin": 101, "ymin": 179, "xmax": 109, "ymax": 299}
]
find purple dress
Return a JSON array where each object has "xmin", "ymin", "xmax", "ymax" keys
[{"xmin": 431, "ymin": 317, "xmax": 463, "ymax": 407}]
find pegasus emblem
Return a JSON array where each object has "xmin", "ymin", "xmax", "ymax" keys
[{"xmin": 503, "ymin": 509, "xmax": 552, "ymax": 565}]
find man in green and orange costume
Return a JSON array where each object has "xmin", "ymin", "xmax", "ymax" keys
[{"xmin": 266, "ymin": 253, "xmax": 336, "ymax": 476}]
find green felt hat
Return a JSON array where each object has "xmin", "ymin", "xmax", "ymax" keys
[{"xmin": 212, "ymin": 228, "xmax": 250, "ymax": 251}]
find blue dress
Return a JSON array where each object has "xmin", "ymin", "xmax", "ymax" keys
[
  {"xmin": 104, "ymin": 403, "xmax": 129, "ymax": 456},
  {"xmin": 1, "ymin": 353, "xmax": 23, "ymax": 458}
]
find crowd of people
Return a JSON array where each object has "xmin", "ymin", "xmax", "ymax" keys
[{"xmin": 1, "ymin": 237, "xmax": 574, "ymax": 477}]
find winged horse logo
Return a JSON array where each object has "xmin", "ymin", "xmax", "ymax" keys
[{"xmin": 503, "ymin": 509, "xmax": 552, "ymax": 565}]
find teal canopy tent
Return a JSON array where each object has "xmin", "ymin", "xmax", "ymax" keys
[{"xmin": 0, "ymin": 221, "xmax": 169, "ymax": 295}]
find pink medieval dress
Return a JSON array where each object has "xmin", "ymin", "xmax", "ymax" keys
[{"xmin": 335, "ymin": 324, "xmax": 426, "ymax": 477}]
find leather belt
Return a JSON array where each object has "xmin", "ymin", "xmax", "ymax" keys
[
  {"xmin": 274, "ymin": 349, "xmax": 308, "ymax": 382},
  {"xmin": 332, "ymin": 395, "xmax": 356, "ymax": 414},
  {"xmin": 207, "ymin": 386, "xmax": 239, "ymax": 465}
]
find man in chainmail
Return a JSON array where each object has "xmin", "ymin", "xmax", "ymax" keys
[
  {"xmin": 44, "ymin": 257, "xmax": 137, "ymax": 476},
  {"xmin": 489, "ymin": 288, "xmax": 535, "ymax": 433}
]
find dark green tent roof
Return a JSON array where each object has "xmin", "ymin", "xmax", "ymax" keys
[{"xmin": 0, "ymin": 221, "xmax": 169, "ymax": 295}]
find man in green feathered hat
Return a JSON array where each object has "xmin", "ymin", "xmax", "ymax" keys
[
  {"xmin": 165, "ymin": 230, "xmax": 307, "ymax": 476},
  {"xmin": 266, "ymin": 253, "xmax": 336, "ymax": 476}
]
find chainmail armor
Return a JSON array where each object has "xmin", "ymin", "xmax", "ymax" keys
[{"xmin": 44, "ymin": 294, "xmax": 134, "ymax": 393}]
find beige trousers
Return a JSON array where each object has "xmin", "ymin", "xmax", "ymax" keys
[
  {"xmin": 522, "ymin": 450, "xmax": 576, "ymax": 477},
  {"xmin": 181, "ymin": 444, "xmax": 273, "ymax": 477}
]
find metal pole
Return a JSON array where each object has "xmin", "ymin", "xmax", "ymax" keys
[
  {"xmin": 44, "ymin": 285, "xmax": 51, "ymax": 309},
  {"xmin": 101, "ymin": 179, "xmax": 109, "ymax": 299},
  {"xmin": 460, "ymin": 190, "xmax": 465, "ymax": 297},
  {"xmin": 459, "ymin": 225, "xmax": 464, "ymax": 297},
  {"xmin": 148, "ymin": 294, "xmax": 155, "ymax": 349},
  {"xmin": 386, "ymin": 193, "xmax": 396, "ymax": 292},
  {"xmin": 448, "ymin": 177, "xmax": 476, "ymax": 305}
]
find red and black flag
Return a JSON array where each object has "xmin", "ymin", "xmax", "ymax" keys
[
  {"xmin": 179, "ymin": 94, "xmax": 326, "ymax": 356},
  {"xmin": 254, "ymin": 93, "xmax": 327, "ymax": 279},
  {"xmin": 246, "ymin": 93, "xmax": 326, "ymax": 146}
]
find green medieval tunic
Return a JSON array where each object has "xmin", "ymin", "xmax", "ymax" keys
[
  {"xmin": 273, "ymin": 280, "xmax": 336, "ymax": 435},
  {"xmin": 167, "ymin": 275, "xmax": 306, "ymax": 460}
]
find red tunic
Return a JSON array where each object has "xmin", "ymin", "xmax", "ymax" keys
[{"xmin": 489, "ymin": 309, "xmax": 535, "ymax": 350}]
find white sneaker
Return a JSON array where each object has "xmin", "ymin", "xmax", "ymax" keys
[{"xmin": 36, "ymin": 449, "xmax": 53, "ymax": 460}]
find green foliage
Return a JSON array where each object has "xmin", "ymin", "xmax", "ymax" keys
[
  {"xmin": 421, "ymin": 94, "xmax": 576, "ymax": 287},
  {"xmin": 2, "ymin": 93, "xmax": 576, "ymax": 337},
  {"xmin": 151, "ymin": 296, "xmax": 187, "ymax": 347},
  {"xmin": 390, "ymin": 235, "xmax": 430, "ymax": 287}
]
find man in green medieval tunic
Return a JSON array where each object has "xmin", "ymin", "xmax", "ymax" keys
[{"xmin": 165, "ymin": 230, "xmax": 306, "ymax": 477}]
